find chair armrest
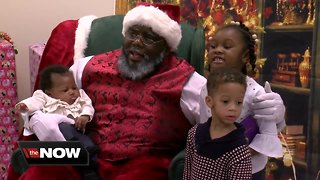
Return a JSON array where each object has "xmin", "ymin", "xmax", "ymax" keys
[{"xmin": 168, "ymin": 149, "xmax": 186, "ymax": 180}]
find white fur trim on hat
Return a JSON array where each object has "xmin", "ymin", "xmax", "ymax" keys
[
  {"xmin": 122, "ymin": 5, "xmax": 181, "ymax": 51},
  {"xmin": 74, "ymin": 15, "xmax": 97, "ymax": 61}
]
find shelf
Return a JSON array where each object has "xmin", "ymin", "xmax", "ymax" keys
[
  {"xmin": 265, "ymin": 25, "xmax": 314, "ymax": 32},
  {"xmin": 293, "ymin": 158, "xmax": 307, "ymax": 168},
  {"xmin": 270, "ymin": 83, "xmax": 311, "ymax": 95}
]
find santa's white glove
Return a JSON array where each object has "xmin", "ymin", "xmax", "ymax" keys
[
  {"xmin": 29, "ymin": 111, "xmax": 75, "ymax": 141},
  {"xmin": 252, "ymin": 81, "xmax": 285, "ymax": 124}
]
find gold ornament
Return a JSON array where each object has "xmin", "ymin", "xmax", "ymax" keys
[
  {"xmin": 266, "ymin": 160, "xmax": 279, "ymax": 177},
  {"xmin": 254, "ymin": 58, "xmax": 266, "ymax": 80},
  {"xmin": 299, "ymin": 47, "xmax": 311, "ymax": 88},
  {"xmin": 283, "ymin": 152, "xmax": 293, "ymax": 167},
  {"xmin": 246, "ymin": 62, "xmax": 253, "ymax": 73},
  {"xmin": 306, "ymin": 0, "xmax": 313, "ymax": 24},
  {"xmin": 283, "ymin": 5, "xmax": 299, "ymax": 25},
  {"xmin": 311, "ymin": 0, "xmax": 316, "ymax": 24},
  {"xmin": 0, "ymin": 32, "xmax": 14, "ymax": 44},
  {"xmin": 203, "ymin": 16, "xmax": 217, "ymax": 38}
]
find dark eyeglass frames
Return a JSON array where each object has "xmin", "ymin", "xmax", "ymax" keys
[{"xmin": 125, "ymin": 31, "xmax": 164, "ymax": 46}]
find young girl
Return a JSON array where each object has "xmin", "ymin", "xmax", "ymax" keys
[
  {"xmin": 207, "ymin": 21, "xmax": 283, "ymax": 179},
  {"xmin": 183, "ymin": 67, "xmax": 252, "ymax": 180}
]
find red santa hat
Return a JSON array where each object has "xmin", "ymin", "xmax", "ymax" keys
[
  {"xmin": 122, "ymin": 3, "xmax": 181, "ymax": 51},
  {"xmin": 35, "ymin": 3, "xmax": 181, "ymax": 91},
  {"xmin": 34, "ymin": 15, "xmax": 97, "ymax": 91}
]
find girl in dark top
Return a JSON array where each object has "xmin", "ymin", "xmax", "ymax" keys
[{"xmin": 183, "ymin": 67, "xmax": 252, "ymax": 180}]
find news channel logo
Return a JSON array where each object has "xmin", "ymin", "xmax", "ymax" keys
[{"xmin": 18, "ymin": 141, "xmax": 89, "ymax": 165}]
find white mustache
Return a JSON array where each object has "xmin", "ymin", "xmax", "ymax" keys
[{"xmin": 117, "ymin": 48, "xmax": 165, "ymax": 80}]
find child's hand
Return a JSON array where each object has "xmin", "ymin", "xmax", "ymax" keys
[
  {"xmin": 15, "ymin": 103, "xmax": 29, "ymax": 113},
  {"xmin": 75, "ymin": 115, "xmax": 90, "ymax": 133}
]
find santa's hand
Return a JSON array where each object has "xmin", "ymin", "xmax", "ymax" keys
[{"xmin": 252, "ymin": 81, "xmax": 285, "ymax": 122}]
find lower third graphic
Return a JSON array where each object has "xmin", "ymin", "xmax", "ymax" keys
[{"xmin": 18, "ymin": 141, "xmax": 89, "ymax": 165}]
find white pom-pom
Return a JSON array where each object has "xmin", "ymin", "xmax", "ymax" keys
[{"xmin": 252, "ymin": 34, "xmax": 257, "ymax": 39}]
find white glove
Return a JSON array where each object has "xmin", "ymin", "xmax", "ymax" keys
[
  {"xmin": 29, "ymin": 111, "xmax": 75, "ymax": 141},
  {"xmin": 32, "ymin": 111, "xmax": 75, "ymax": 125},
  {"xmin": 252, "ymin": 81, "xmax": 285, "ymax": 123}
]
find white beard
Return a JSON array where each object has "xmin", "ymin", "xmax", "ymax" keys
[{"xmin": 117, "ymin": 48, "xmax": 165, "ymax": 80}]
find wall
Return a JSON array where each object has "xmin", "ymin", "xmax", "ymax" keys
[{"xmin": 0, "ymin": 0, "xmax": 115, "ymax": 101}]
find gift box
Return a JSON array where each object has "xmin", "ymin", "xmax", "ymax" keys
[
  {"xmin": 0, "ymin": 39, "xmax": 19, "ymax": 180},
  {"xmin": 29, "ymin": 43, "xmax": 45, "ymax": 92}
]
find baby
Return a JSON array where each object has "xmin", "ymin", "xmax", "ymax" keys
[{"xmin": 15, "ymin": 65, "xmax": 99, "ymax": 179}]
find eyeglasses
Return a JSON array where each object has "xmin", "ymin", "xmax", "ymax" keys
[{"xmin": 125, "ymin": 31, "xmax": 164, "ymax": 46}]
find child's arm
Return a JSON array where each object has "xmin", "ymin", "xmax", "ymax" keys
[
  {"xmin": 79, "ymin": 89, "xmax": 94, "ymax": 120},
  {"xmin": 180, "ymin": 72, "xmax": 211, "ymax": 125},
  {"xmin": 15, "ymin": 90, "xmax": 47, "ymax": 114},
  {"xmin": 246, "ymin": 80, "xmax": 283, "ymax": 158},
  {"xmin": 228, "ymin": 146, "xmax": 252, "ymax": 180},
  {"xmin": 75, "ymin": 89, "xmax": 94, "ymax": 133},
  {"xmin": 250, "ymin": 119, "xmax": 283, "ymax": 158}
]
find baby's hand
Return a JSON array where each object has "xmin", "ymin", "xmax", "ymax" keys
[
  {"xmin": 75, "ymin": 115, "xmax": 90, "ymax": 133},
  {"xmin": 15, "ymin": 103, "xmax": 29, "ymax": 113}
]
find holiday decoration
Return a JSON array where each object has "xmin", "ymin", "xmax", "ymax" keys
[
  {"xmin": 0, "ymin": 38, "xmax": 19, "ymax": 180},
  {"xmin": 115, "ymin": 0, "xmax": 264, "ymax": 74},
  {"xmin": 299, "ymin": 47, "xmax": 311, "ymax": 88}
]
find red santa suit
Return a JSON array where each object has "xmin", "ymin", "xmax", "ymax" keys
[{"xmin": 75, "ymin": 49, "xmax": 195, "ymax": 179}]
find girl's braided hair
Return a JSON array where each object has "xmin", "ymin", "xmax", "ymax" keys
[{"xmin": 218, "ymin": 22, "xmax": 257, "ymax": 75}]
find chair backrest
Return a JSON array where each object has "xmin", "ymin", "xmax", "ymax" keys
[{"xmin": 84, "ymin": 15, "xmax": 205, "ymax": 75}]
